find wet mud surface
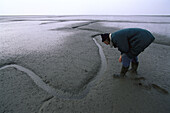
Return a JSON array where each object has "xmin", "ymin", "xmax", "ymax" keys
[
  {"xmin": 0, "ymin": 16, "xmax": 170, "ymax": 113},
  {"xmin": 0, "ymin": 38, "xmax": 107, "ymax": 99},
  {"xmin": 112, "ymin": 74, "xmax": 169, "ymax": 95}
]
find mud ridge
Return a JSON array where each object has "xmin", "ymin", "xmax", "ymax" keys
[
  {"xmin": 42, "ymin": 96, "xmax": 54, "ymax": 103},
  {"xmin": 40, "ymin": 22, "xmax": 59, "ymax": 25},
  {"xmin": 152, "ymin": 84, "xmax": 169, "ymax": 94},
  {"xmin": 78, "ymin": 28, "xmax": 102, "ymax": 32},
  {"xmin": 91, "ymin": 33, "xmax": 102, "ymax": 38},
  {"xmin": 72, "ymin": 21, "xmax": 98, "ymax": 29},
  {"xmin": 0, "ymin": 38, "xmax": 107, "ymax": 100},
  {"xmin": 39, "ymin": 96, "xmax": 54, "ymax": 113},
  {"xmin": 50, "ymin": 27, "xmax": 72, "ymax": 31},
  {"xmin": 135, "ymin": 82, "xmax": 169, "ymax": 94}
]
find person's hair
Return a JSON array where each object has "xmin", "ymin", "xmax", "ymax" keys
[{"xmin": 101, "ymin": 33, "xmax": 110, "ymax": 42}]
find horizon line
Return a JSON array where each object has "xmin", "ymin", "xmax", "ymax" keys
[{"xmin": 0, "ymin": 14, "xmax": 170, "ymax": 17}]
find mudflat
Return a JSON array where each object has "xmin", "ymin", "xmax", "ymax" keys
[{"xmin": 0, "ymin": 15, "xmax": 170, "ymax": 113}]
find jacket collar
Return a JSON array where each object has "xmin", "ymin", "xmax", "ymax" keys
[
  {"xmin": 109, "ymin": 33, "xmax": 113, "ymax": 48},
  {"xmin": 109, "ymin": 33, "xmax": 117, "ymax": 48}
]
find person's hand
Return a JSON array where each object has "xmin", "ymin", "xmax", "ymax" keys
[{"xmin": 119, "ymin": 55, "xmax": 122, "ymax": 62}]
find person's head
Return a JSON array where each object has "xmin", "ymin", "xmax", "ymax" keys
[{"xmin": 101, "ymin": 33, "xmax": 110, "ymax": 45}]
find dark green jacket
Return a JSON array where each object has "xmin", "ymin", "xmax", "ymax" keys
[{"xmin": 111, "ymin": 28, "xmax": 155, "ymax": 58}]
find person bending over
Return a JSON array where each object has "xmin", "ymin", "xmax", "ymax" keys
[{"xmin": 101, "ymin": 28, "xmax": 155, "ymax": 77}]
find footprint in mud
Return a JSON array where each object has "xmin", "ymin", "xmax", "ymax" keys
[
  {"xmin": 151, "ymin": 84, "xmax": 169, "ymax": 94},
  {"xmin": 135, "ymin": 82, "xmax": 169, "ymax": 95},
  {"xmin": 113, "ymin": 75, "xmax": 169, "ymax": 95},
  {"xmin": 133, "ymin": 82, "xmax": 152, "ymax": 90}
]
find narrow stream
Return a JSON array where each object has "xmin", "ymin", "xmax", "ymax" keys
[{"xmin": 0, "ymin": 38, "xmax": 107, "ymax": 99}]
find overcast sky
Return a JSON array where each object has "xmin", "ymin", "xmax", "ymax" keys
[{"xmin": 0, "ymin": 0, "xmax": 170, "ymax": 15}]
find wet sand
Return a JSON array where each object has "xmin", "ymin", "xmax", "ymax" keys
[{"xmin": 0, "ymin": 16, "xmax": 170, "ymax": 113}]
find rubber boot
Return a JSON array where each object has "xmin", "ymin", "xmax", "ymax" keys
[
  {"xmin": 113, "ymin": 66, "xmax": 129, "ymax": 78},
  {"xmin": 129, "ymin": 62, "xmax": 139, "ymax": 75}
]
